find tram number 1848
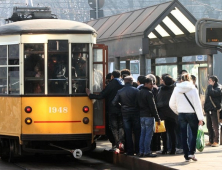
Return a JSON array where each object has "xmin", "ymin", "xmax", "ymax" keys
[{"xmin": 49, "ymin": 107, "xmax": 68, "ymax": 113}]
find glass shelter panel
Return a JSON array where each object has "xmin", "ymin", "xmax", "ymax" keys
[
  {"xmin": 0, "ymin": 45, "xmax": 7, "ymax": 65},
  {"xmin": 48, "ymin": 40, "xmax": 69, "ymax": 94},
  {"xmin": 0, "ymin": 67, "xmax": 7, "ymax": 94},
  {"xmin": 24, "ymin": 44, "xmax": 45, "ymax": 94},
  {"xmin": 71, "ymin": 43, "xmax": 89, "ymax": 94},
  {"xmin": 156, "ymin": 65, "xmax": 177, "ymax": 79}
]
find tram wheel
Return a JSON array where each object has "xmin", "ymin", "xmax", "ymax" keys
[{"xmin": 0, "ymin": 139, "xmax": 15, "ymax": 163}]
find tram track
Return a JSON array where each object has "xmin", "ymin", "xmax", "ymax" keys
[{"xmin": 8, "ymin": 154, "xmax": 126, "ymax": 170}]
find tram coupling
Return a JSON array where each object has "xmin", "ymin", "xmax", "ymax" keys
[{"xmin": 49, "ymin": 143, "xmax": 82, "ymax": 158}]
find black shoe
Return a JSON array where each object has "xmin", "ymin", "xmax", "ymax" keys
[
  {"xmin": 137, "ymin": 153, "xmax": 143, "ymax": 157},
  {"xmin": 144, "ymin": 153, "xmax": 157, "ymax": 157},
  {"xmin": 162, "ymin": 150, "xmax": 167, "ymax": 155},
  {"xmin": 169, "ymin": 150, "xmax": 176, "ymax": 155}
]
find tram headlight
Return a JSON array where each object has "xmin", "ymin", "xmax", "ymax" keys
[
  {"xmin": 25, "ymin": 117, "xmax": 32, "ymax": 125},
  {"xmin": 25, "ymin": 106, "xmax": 32, "ymax": 113},
  {"xmin": 83, "ymin": 117, "xmax": 89, "ymax": 124},
  {"xmin": 83, "ymin": 106, "xmax": 89, "ymax": 113}
]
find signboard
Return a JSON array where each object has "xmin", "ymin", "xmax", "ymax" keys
[{"xmin": 196, "ymin": 55, "xmax": 204, "ymax": 61}]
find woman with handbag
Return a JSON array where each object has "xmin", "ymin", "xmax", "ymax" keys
[
  {"xmin": 169, "ymin": 73, "xmax": 204, "ymax": 162},
  {"xmin": 156, "ymin": 75, "xmax": 177, "ymax": 155},
  {"xmin": 204, "ymin": 75, "xmax": 222, "ymax": 147}
]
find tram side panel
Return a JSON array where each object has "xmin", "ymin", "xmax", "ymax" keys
[{"xmin": 0, "ymin": 97, "xmax": 21, "ymax": 137}]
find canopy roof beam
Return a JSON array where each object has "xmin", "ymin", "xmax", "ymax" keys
[
  {"xmin": 159, "ymin": 21, "xmax": 176, "ymax": 38},
  {"xmin": 168, "ymin": 13, "xmax": 190, "ymax": 36}
]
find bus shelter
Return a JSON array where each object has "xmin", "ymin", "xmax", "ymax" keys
[{"xmin": 86, "ymin": 0, "xmax": 217, "ymax": 93}]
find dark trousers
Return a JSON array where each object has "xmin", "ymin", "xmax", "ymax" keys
[
  {"xmin": 161, "ymin": 120, "xmax": 176, "ymax": 152},
  {"xmin": 178, "ymin": 113, "xmax": 198, "ymax": 160},
  {"xmin": 122, "ymin": 112, "xmax": 141, "ymax": 154},
  {"xmin": 206, "ymin": 110, "xmax": 221, "ymax": 143},
  {"xmin": 105, "ymin": 112, "xmax": 115, "ymax": 146},
  {"xmin": 109, "ymin": 112, "xmax": 125, "ymax": 148}
]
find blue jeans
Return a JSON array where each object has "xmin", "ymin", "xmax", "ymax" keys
[
  {"xmin": 178, "ymin": 113, "xmax": 198, "ymax": 160},
  {"xmin": 122, "ymin": 112, "xmax": 141, "ymax": 155},
  {"xmin": 139, "ymin": 117, "xmax": 154, "ymax": 155}
]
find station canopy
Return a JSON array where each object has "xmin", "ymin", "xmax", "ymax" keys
[{"xmin": 86, "ymin": 0, "xmax": 215, "ymax": 59}]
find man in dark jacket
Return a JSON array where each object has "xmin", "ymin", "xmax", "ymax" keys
[
  {"xmin": 137, "ymin": 78, "xmax": 161, "ymax": 157},
  {"xmin": 204, "ymin": 75, "xmax": 222, "ymax": 147},
  {"xmin": 86, "ymin": 70, "xmax": 124, "ymax": 150},
  {"xmin": 112, "ymin": 76, "xmax": 140, "ymax": 155}
]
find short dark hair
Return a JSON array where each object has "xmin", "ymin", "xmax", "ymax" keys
[
  {"xmin": 121, "ymin": 69, "xmax": 131, "ymax": 77},
  {"xmin": 106, "ymin": 73, "xmax": 112, "ymax": 80},
  {"xmin": 179, "ymin": 70, "xmax": 188, "ymax": 75},
  {"xmin": 137, "ymin": 75, "xmax": 146, "ymax": 84},
  {"xmin": 111, "ymin": 70, "xmax": 120, "ymax": 78},
  {"xmin": 163, "ymin": 75, "xmax": 174, "ymax": 86},
  {"xmin": 144, "ymin": 77, "xmax": 153, "ymax": 84},
  {"xmin": 209, "ymin": 75, "xmax": 219, "ymax": 83},
  {"xmin": 161, "ymin": 73, "xmax": 170, "ymax": 80}
]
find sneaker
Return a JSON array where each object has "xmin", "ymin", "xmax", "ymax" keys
[
  {"xmin": 205, "ymin": 142, "xmax": 212, "ymax": 146},
  {"xmin": 211, "ymin": 142, "xmax": 219, "ymax": 147},
  {"xmin": 109, "ymin": 146, "xmax": 116, "ymax": 152},
  {"xmin": 176, "ymin": 149, "xmax": 183, "ymax": 154},
  {"xmin": 144, "ymin": 153, "xmax": 157, "ymax": 157},
  {"xmin": 185, "ymin": 159, "xmax": 191, "ymax": 162},
  {"xmin": 114, "ymin": 148, "xmax": 120, "ymax": 154},
  {"xmin": 188, "ymin": 155, "xmax": 197, "ymax": 161},
  {"xmin": 156, "ymin": 150, "xmax": 163, "ymax": 154}
]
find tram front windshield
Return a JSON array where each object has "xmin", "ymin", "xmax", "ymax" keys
[{"xmin": 24, "ymin": 41, "xmax": 89, "ymax": 95}]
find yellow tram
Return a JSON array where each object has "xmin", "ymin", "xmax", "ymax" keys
[{"xmin": 0, "ymin": 19, "xmax": 107, "ymax": 161}]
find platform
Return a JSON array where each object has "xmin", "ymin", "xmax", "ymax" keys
[{"xmin": 91, "ymin": 135, "xmax": 222, "ymax": 170}]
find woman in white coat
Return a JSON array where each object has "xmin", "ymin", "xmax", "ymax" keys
[{"xmin": 169, "ymin": 73, "xmax": 204, "ymax": 162}]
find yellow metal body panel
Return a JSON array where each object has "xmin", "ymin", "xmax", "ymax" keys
[
  {"xmin": 0, "ymin": 97, "xmax": 21, "ymax": 137},
  {"xmin": 21, "ymin": 97, "xmax": 93, "ymax": 134}
]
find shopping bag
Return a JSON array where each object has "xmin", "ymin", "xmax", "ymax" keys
[
  {"xmin": 196, "ymin": 125, "xmax": 205, "ymax": 152},
  {"xmin": 154, "ymin": 120, "xmax": 166, "ymax": 133}
]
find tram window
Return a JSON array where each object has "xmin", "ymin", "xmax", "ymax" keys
[
  {"xmin": 48, "ymin": 40, "xmax": 68, "ymax": 51},
  {"xmin": 71, "ymin": 43, "xmax": 89, "ymax": 94},
  {"xmin": 0, "ymin": 67, "xmax": 7, "ymax": 94},
  {"xmin": 0, "ymin": 45, "xmax": 7, "ymax": 65},
  {"xmin": 8, "ymin": 67, "xmax": 19, "ymax": 94},
  {"xmin": 93, "ymin": 49, "xmax": 103, "ymax": 62},
  {"xmin": 24, "ymin": 44, "xmax": 44, "ymax": 94},
  {"xmin": 48, "ymin": 40, "xmax": 69, "ymax": 94},
  {"xmin": 8, "ymin": 45, "xmax": 19, "ymax": 65},
  {"xmin": 93, "ymin": 64, "xmax": 103, "ymax": 92}
]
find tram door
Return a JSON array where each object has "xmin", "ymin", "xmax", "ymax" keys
[{"xmin": 93, "ymin": 44, "xmax": 108, "ymax": 135}]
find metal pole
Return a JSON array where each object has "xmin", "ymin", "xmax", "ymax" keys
[{"xmin": 96, "ymin": 0, "xmax": 99, "ymax": 19}]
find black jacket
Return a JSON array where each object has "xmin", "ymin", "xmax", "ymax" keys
[
  {"xmin": 137, "ymin": 86, "xmax": 160, "ymax": 121},
  {"xmin": 89, "ymin": 78, "xmax": 124, "ymax": 113},
  {"xmin": 204, "ymin": 83, "xmax": 222, "ymax": 112},
  {"xmin": 156, "ymin": 85, "xmax": 177, "ymax": 122},
  {"xmin": 112, "ymin": 83, "xmax": 139, "ymax": 114}
]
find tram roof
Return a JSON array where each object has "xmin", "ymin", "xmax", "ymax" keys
[{"xmin": 0, "ymin": 19, "xmax": 97, "ymax": 35}]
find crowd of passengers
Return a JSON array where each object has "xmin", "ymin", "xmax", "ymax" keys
[{"xmin": 85, "ymin": 69, "xmax": 222, "ymax": 162}]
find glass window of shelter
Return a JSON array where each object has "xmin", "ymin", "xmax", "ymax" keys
[
  {"xmin": 24, "ymin": 44, "xmax": 44, "ymax": 94},
  {"xmin": 71, "ymin": 43, "xmax": 89, "ymax": 94},
  {"xmin": 48, "ymin": 40, "xmax": 69, "ymax": 94}
]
